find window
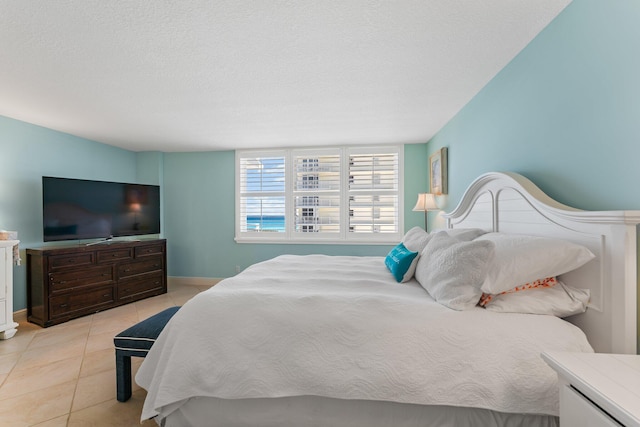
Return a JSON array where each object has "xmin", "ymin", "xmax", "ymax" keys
[
  {"xmin": 238, "ymin": 152, "xmax": 286, "ymax": 233},
  {"xmin": 236, "ymin": 146, "xmax": 403, "ymax": 243}
]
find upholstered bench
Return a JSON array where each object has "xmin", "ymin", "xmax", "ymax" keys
[{"xmin": 114, "ymin": 306, "xmax": 180, "ymax": 402}]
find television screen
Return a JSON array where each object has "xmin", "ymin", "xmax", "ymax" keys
[{"xmin": 42, "ymin": 176, "xmax": 161, "ymax": 242}]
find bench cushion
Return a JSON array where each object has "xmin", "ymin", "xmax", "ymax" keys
[{"xmin": 114, "ymin": 306, "xmax": 180, "ymax": 354}]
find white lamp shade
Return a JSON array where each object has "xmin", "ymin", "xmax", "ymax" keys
[{"xmin": 412, "ymin": 193, "xmax": 438, "ymax": 212}]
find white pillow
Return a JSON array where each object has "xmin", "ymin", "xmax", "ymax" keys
[
  {"xmin": 483, "ymin": 281, "xmax": 590, "ymax": 317},
  {"xmin": 476, "ymin": 233, "xmax": 595, "ymax": 294},
  {"xmin": 403, "ymin": 227, "xmax": 487, "ymax": 253},
  {"xmin": 400, "ymin": 227, "xmax": 432, "ymax": 282},
  {"xmin": 431, "ymin": 228, "xmax": 487, "ymax": 242},
  {"xmin": 415, "ymin": 231, "xmax": 495, "ymax": 310},
  {"xmin": 402, "ymin": 227, "xmax": 432, "ymax": 253}
]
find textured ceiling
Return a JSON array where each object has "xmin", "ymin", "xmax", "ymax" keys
[{"xmin": 0, "ymin": 1, "xmax": 571, "ymax": 152}]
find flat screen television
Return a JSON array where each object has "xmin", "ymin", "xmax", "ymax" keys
[{"xmin": 42, "ymin": 176, "xmax": 161, "ymax": 242}]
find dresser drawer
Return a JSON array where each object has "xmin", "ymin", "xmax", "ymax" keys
[
  {"xmin": 49, "ymin": 265, "xmax": 114, "ymax": 294},
  {"xmin": 118, "ymin": 257, "xmax": 163, "ymax": 279},
  {"xmin": 135, "ymin": 244, "xmax": 164, "ymax": 258},
  {"xmin": 118, "ymin": 273, "xmax": 164, "ymax": 300},
  {"xmin": 49, "ymin": 286, "xmax": 114, "ymax": 318},
  {"xmin": 97, "ymin": 248, "xmax": 133, "ymax": 263},
  {"xmin": 49, "ymin": 253, "xmax": 95, "ymax": 270}
]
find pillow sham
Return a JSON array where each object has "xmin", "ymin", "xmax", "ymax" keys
[
  {"xmin": 431, "ymin": 227, "xmax": 487, "ymax": 242},
  {"xmin": 385, "ymin": 242, "xmax": 419, "ymax": 282},
  {"xmin": 475, "ymin": 233, "xmax": 595, "ymax": 294},
  {"xmin": 402, "ymin": 226, "xmax": 431, "ymax": 252},
  {"xmin": 482, "ymin": 280, "xmax": 590, "ymax": 317},
  {"xmin": 414, "ymin": 231, "xmax": 495, "ymax": 310},
  {"xmin": 402, "ymin": 227, "xmax": 488, "ymax": 253}
]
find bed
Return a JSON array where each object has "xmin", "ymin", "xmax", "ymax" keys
[{"xmin": 136, "ymin": 172, "xmax": 640, "ymax": 427}]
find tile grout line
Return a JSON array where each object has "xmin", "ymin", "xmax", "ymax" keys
[
  {"xmin": 0, "ymin": 323, "xmax": 37, "ymax": 394},
  {"xmin": 67, "ymin": 312, "xmax": 95, "ymax": 419}
]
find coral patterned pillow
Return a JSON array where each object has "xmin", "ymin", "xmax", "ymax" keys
[
  {"xmin": 479, "ymin": 277, "xmax": 558, "ymax": 307},
  {"xmin": 480, "ymin": 277, "xmax": 590, "ymax": 317}
]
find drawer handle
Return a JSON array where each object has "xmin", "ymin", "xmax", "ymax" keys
[
  {"xmin": 102, "ymin": 293, "xmax": 110, "ymax": 298},
  {"xmin": 154, "ymin": 264, "xmax": 160, "ymax": 268},
  {"xmin": 112, "ymin": 254, "xmax": 118, "ymax": 257},
  {"xmin": 154, "ymin": 281, "xmax": 160, "ymax": 285},
  {"xmin": 146, "ymin": 249, "xmax": 153, "ymax": 253},
  {"xmin": 60, "ymin": 303, "xmax": 68, "ymax": 308},
  {"xmin": 124, "ymin": 268, "xmax": 131, "ymax": 272},
  {"xmin": 59, "ymin": 280, "xmax": 67, "ymax": 284}
]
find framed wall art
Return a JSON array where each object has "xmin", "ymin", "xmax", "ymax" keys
[{"xmin": 429, "ymin": 147, "xmax": 448, "ymax": 195}]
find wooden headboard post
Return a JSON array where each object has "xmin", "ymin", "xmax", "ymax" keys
[{"xmin": 443, "ymin": 172, "xmax": 640, "ymax": 354}]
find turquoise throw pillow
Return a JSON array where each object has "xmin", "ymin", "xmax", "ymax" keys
[{"xmin": 385, "ymin": 243, "xmax": 419, "ymax": 282}]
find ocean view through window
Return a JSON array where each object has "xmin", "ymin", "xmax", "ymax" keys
[{"xmin": 246, "ymin": 215, "xmax": 285, "ymax": 231}]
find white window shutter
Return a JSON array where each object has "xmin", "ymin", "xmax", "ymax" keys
[
  {"xmin": 347, "ymin": 151, "xmax": 399, "ymax": 234},
  {"xmin": 292, "ymin": 150, "xmax": 341, "ymax": 234}
]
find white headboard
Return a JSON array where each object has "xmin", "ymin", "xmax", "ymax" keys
[{"xmin": 442, "ymin": 172, "xmax": 640, "ymax": 354}]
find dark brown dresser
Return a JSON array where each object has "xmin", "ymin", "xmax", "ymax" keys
[{"xmin": 27, "ymin": 239, "xmax": 167, "ymax": 327}]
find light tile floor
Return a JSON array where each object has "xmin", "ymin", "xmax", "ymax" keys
[{"xmin": 0, "ymin": 281, "xmax": 214, "ymax": 427}]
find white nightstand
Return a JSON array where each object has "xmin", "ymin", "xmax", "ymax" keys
[{"xmin": 542, "ymin": 351, "xmax": 640, "ymax": 427}]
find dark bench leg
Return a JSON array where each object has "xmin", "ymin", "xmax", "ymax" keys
[{"xmin": 116, "ymin": 350, "xmax": 132, "ymax": 402}]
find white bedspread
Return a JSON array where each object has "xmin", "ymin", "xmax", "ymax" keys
[{"xmin": 136, "ymin": 255, "xmax": 593, "ymax": 421}]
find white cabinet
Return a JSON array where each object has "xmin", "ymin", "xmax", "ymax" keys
[
  {"xmin": 560, "ymin": 383, "xmax": 619, "ymax": 427},
  {"xmin": 543, "ymin": 351, "xmax": 640, "ymax": 427},
  {"xmin": 0, "ymin": 240, "xmax": 19, "ymax": 339}
]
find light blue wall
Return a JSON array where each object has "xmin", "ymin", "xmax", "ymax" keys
[
  {"xmin": 162, "ymin": 144, "xmax": 428, "ymax": 278},
  {"xmin": 136, "ymin": 152, "xmax": 165, "ymax": 235},
  {"xmin": 136, "ymin": 152, "xmax": 163, "ymax": 186},
  {"xmin": 0, "ymin": 116, "xmax": 139, "ymax": 310},
  {"xmin": 427, "ymin": 0, "xmax": 640, "ymax": 221}
]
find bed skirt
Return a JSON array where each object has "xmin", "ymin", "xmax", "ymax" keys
[{"xmin": 154, "ymin": 395, "xmax": 559, "ymax": 427}]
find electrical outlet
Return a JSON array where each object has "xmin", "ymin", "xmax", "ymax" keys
[{"xmin": 235, "ymin": 265, "xmax": 241, "ymax": 273}]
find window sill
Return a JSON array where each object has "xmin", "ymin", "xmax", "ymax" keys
[{"xmin": 234, "ymin": 236, "xmax": 399, "ymax": 245}]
